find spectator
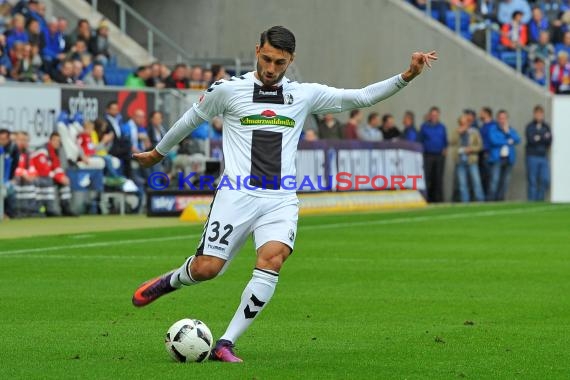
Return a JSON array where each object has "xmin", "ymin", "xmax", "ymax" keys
[
  {"xmin": 357, "ymin": 112, "xmax": 383, "ymax": 141},
  {"xmin": 41, "ymin": 17, "xmax": 66, "ymax": 73},
  {"xmin": 66, "ymin": 39, "xmax": 91, "ymax": 67},
  {"xmin": 419, "ymin": 106, "xmax": 448, "ymax": 203},
  {"xmin": 26, "ymin": 0, "xmax": 47, "ymax": 34},
  {"xmin": 554, "ymin": 31, "xmax": 570, "ymax": 56},
  {"xmin": 528, "ymin": 57, "xmax": 547, "ymax": 86},
  {"xmin": 501, "ymin": 10, "xmax": 528, "ymax": 50},
  {"xmin": 550, "ymin": 50, "xmax": 570, "ymax": 93},
  {"xmin": 343, "ymin": 109, "xmax": 362, "ymax": 140},
  {"xmin": 551, "ymin": 10, "xmax": 570, "ymax": 44},
  {"xmin": 105, "ymin": 100, "xmax": 132, "ymax": 178},
  {"xmin": 528, "ymin": 7, "xmax": 550, "ymax": 44},
  {"xmin": 68, "ymin": 18, "xmax": 92, "ymax": 48},
  {"xmin": 6, "ymin": 13, "xmax": 28, "ymax": 51},
  {"xmin": 477, "ymin": 0, "xmax": 500, "ymax": 23},
  {"xmin": 165, "ymin": 63, "xmax": 189, "ymax": 89},
  {"xmin": 10, "ymin": 42, "xmax": 41, "ymax": 82},
  {"xmin": 77, "ymin": 119, "xmax": 122, "ymax": 179},
  {"xmin": 147, "ymin": 61, "xmax": 164, "ymax": 88},
  {"xmin": 0, "ymin": 34, "xmax": 10, "ymax": 81},
  {"xmin": 209, "ymin": 116, "xmax": 223, "ymax": 140},
  {"xmin": 83, "ymin": 62, "xmax": 106, "ymax": 86},
  {"xmin": 0, "ymin": 128, "xmax": 18, "ymax": 218},
  {"xmin": 189, "ymin": 65, "xmax": 207, "ymax": 90},
  {"xmin": 303, "ymin": 129, "xmax": 318, "ymax": 141},
  {"xmin": 211, "ymin": 63, "xmax": 227, "ymax": 81},
  {"xmin": 32, "ymin": 132, "xmax": 76, "ymax": 216},
  {"xmin": 88, "ymin": 19, "xmax": 110, "ymax": 64},
  {"xmin": 525, "ymin": 105, "xmax": 552, "ymax": 201},
  {"xmin": 26, "ymin": 18, "xmax": 44, "ymax": 51},
  {"xmin": 71, "ymin": 59, "xmax": 85, "ymax": 83},
  {"xmin": 451, "ymin": 0, "xmax": 476, "ymax": 13},
  {"xmin": 450, "ymin": 114, "xmax": 485, "ymax": 202},
  {"xmin": 317, "ymin": 113, "xmax": 343, "ymax": 139},
  {"xmin": 380, "ymin": 113, "xmax": 401, "ymax": 140},
  {"xmin": 487, "ymin": 109, "xmax": 521, "ymax": 201},
  {"xmin": 540, "ymin": 0, "xmax": 568, "ymax": 23},
  {"xmin": 124, "ymin": 108, "xmax": 149, "ymax": 154},
  {"xmin": 125, "ymin": 65, "xmax": 150, "ymax": 88},
  {"xmin": 13, "ymin": 131, "xmax": 38, "ymax": 217},
  {"xmin": 51, "ymin": 58, "xmax": 74, "ymax": 84},
  {"xmin": 57, "ymin": 16, "xmax": 70, "ymax": 50},
  {"xmin": 463, "ymin": 109, "xmax": 478, "ymax": 129},
  {"xmin": 402, "ymin": 110, "xmax": 418, "ymax": 142},
  {"xmin": 498, "ymin": 0, "xmax": 532, "ymax": 25},
  {"xmin": 202, "ymin": 68, "xmax": 213, "ymax": 86},
  {"xmin": 528, "ymin": 30, "xmax": 556, "ymax": 64},
  {"xmin": 478, "ymin": 106, "xmax": 496, "ymax": 194},
  {"xmin": 147, "ymin": 111, "xmax": 167, "ymax": 148}
]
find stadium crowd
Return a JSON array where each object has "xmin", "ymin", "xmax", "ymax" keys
[
  {"xmin": 0, "ymin": 0, "xmax": 229, "ymax": 87},
  {"xmin": 409, "ymin": 0, "xmax": 570, "ymax": 93},
  {"xmin": 307, "ymin": 104, "xmax": 551, "ymax": 204},
  {"xmin": 0, "ymin": 102, "xmax": 552, "ymax": 219}
]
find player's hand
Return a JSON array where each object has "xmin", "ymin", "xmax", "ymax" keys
[
  {"xmin": 402, "ymin": 51, "xmax": 438, "ymax": 82},
  {"xmin": 132, "ymin": 149, "xmax": 164, "ymax": 168}
]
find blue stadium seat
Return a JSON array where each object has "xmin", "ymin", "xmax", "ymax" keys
[
  {"xmin": 445, "ymin": 10, "xmax": 470, "ymax": 32},
  {"xmin": 430, "ymin": 10, "xmax": 440, "ymax": 21},
  {"xmin": 490, "ymin": 30, "xmax": 501, "ymax": 58},
  {"xmin": 499, "ymin": 50, "xmax": 528, "ymax": 69},
  {"xmin": 104, "ymin": 67, "xmax": 133, "ymax": 86}
]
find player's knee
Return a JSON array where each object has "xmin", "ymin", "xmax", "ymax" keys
[
  {"xmin": 256, "ymin": 243, "xmax": 291, "ymax": 272},
  {"xmin": 190, "ymin": 255, "xmax": 225, "ymax": 281}
]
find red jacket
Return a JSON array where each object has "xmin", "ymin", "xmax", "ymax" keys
[
  {"xmin": 501, "ymin": 23, "xmax": 528, "ymax": 49},
  {"xmin": 77, "ymin": 132, "xmax": 96, "ymax": 157},
  {"xmin": 14, "ymin": 150, "xmax": 38, "ymax": 178},
  {"xmin": 31, "ymin": 143, "xmax": 66, "ymax": 184}
]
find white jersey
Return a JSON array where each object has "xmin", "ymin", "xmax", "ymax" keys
[{"xmin": 194, "ymin": 71, "xmax": 345, "ymax": 198}]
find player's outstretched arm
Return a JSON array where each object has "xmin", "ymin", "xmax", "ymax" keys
[
  {"xmin": 339, "ymin": 51, "xmax": 437, "ymax": 112},
  {"xmin": 401, "ymin": 51, "xmax": 438, "ymax": 82},
  {"xmin": 133, "ymin": 107, "xmax": 207, "ymax": 168}
]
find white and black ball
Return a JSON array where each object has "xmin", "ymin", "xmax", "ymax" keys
[{"xmin": 165, "ymin": 318, "xmax": 214, "ymax": 363}]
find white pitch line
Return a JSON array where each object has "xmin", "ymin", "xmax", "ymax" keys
[
  {"xmin": 0, "ymin": 234, "xmax": 200, "ymax": 256},
  {"xmin": 303, "ymin": 204, "xmax": 568, "ymax": 230},
  {"xmin": 0, "ymin": 205, "xmax": 566, "ymax": 258}
]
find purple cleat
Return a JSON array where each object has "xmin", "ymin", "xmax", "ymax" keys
[
  {"xmin": 132, "ymin": 270, "xmax": 177, "ymax": 307},
  {"xmin": 210, "ymin": 339, "xmax": 243, "ymax": 363}
]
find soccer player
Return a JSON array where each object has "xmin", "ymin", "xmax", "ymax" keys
[{"xmin": 132, "ymin": 26, "xmax": 437, "ymax": 362}]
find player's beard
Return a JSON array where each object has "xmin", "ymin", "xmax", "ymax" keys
[{"xmin": 256, "ymin": 61, "xmax": 287, "ymax": 87}]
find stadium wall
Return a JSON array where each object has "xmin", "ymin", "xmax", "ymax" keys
[{"xmin": 120, "ymin": 0, "xmax": 552, "ymax": 200}]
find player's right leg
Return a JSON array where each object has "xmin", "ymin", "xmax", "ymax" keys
[
  {"xmin": 132, "ymin": 255, "xmax": 226, "ymax": 307},
  {"xmin": 132, "ymin": 190, "xmax": 254, "ymax": 307}
]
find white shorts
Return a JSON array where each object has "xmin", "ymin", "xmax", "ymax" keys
[{"xmin": 196, "ymin": 189, "xmax": 299, "ymax": 263}]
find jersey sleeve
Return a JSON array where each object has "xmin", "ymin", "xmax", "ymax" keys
[
  {"xmin": 193, "ymin": 80, "xmax": 231, "ymax": 120},
  {"xmin": 305, "ymin": 83, "xmax": 344, "ymax": 115}
]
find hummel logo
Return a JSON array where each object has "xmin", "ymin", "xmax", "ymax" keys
[{"xmin": 259, "ymin": 90, "xmax": 278, "ymax": 96}]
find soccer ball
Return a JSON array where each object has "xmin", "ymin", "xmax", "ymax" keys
[{"xmin": 165, "ymin": 318, "xmax": 214, "ymax": 363}]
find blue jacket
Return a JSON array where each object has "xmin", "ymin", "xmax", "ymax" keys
[
  {"xmin": 488, "ymin": 124, "xmax": 521, "ymax": 165},
  {"xmin": 403, "ymin": 125, "xmax": 418, "ymax": 142},
  {"xmin": 480, "ymin": 120, "xmax": 497, "ymax": 152},
  {"xmin": 6, "ymin": 30, "xmax": 29, "ymax": 50},
  {"xmin": 42, "ymin": 30, "xmax": 65, "ymax": 60},
  {"xmin": 419, "ymin": 121, "xmax": 448, "ymax": 154}
]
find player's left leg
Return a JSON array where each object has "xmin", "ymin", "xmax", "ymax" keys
[{"xmin": 213, "ymin": 197, "xmax": 298, "ymax": 362}]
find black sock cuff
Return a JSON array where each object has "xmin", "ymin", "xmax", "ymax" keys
[{"xmin": 254, "ymin": 267, "xmax": 279, "ymax": 277}]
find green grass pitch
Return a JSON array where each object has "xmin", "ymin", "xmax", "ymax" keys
[{"xmin": 1, "ymin": 202, "xmax": 569, "ymax": 379}]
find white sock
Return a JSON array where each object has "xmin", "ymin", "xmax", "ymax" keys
[
  {"xmin": 220, "ymin": 268, "xmax": 279, "ymax": 344},
  {"xmin": 170, "ymin": 256, "xmax": 200, "ymax": 288}
]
